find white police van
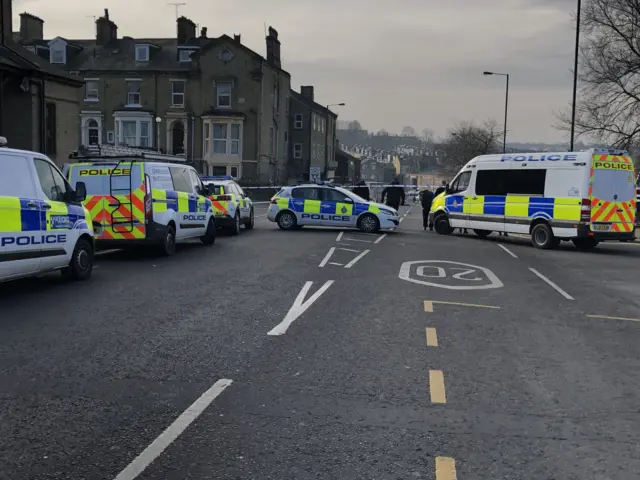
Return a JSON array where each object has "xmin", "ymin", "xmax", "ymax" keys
[{"xmin": 0, "ymin": 137, "xmax": 96, "ymax": 283}]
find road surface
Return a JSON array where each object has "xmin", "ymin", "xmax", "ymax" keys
[{"xmin": 1, "ymin": 204, "xmax": 640, "ymax": 479}]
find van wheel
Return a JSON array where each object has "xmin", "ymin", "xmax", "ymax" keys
[
  {"xmin": 62, "ymin": 238, "xmax": 94, "ymax": 281},
  {"xmin": 276, "ymin": 211, "xmax": 297, "ymax": 230},
  {"xmin": 572, "ymin": 237, "xmax": 599, "ymax": 251},
  {"xmin": 200, "ymin": 218, "xmax": 216, "ymax": 245},
  {"xmin": 358, "ymin": 213, "xmax": 380, "ymax": 233},
  {"xmin": 531, "ymin": 223, "xmax": 555, "ymax": 249},
  {"xmin": 434, "ymin": 215, "xmax": 453, "ymax": 235},
  {"xmin": 161, "ymin": 224, "xmax": 177, "ymax": 256},
  {"xmin": 231, "ymin": 212, "xmax": 241, "ymax": 235},
  {"xmin": 474, "ymin": 229, "xmax": 492, "ymax": 238},
  {"xmin": 244, "ymin": 208, "xmax": 254, "ymax": 230}
]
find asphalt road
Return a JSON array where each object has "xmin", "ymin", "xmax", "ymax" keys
[{"xmin": 1, "ymin": 203, "xmax": 640, "ymax": 479}]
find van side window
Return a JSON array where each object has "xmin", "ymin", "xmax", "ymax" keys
[
  {"xmin": 476, "ymin": 170, "xmax": 508, "ymax": 195},
  {"xmin": 188, "ymin": 169, "xmax": 203, "ymax": 193},
  {"xmin": 449, "ymin": 171, "xmax": 471, "ymax": 194},
  {"xmin": 505, "ymin": 170, "xmax": 546, "ymax": 195},
  {"xmin": 0, "ymin": 154, "xmax": 34, "ymax": 197},
  {"xmin": 169, "ymin": 167, "xmax": 193, "ymax": 193},
  {"xmin": 34, "ymin": 158, "xmax": 67, "ymax": 202}
]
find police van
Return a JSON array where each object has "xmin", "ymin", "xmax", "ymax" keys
[
  {"xmin": 63, "ymin": 145, "xmax": 216, "ymax": 256},
  {"xmin": 429, "ymin": 148, "xmax": 636, "ymax": 249},
  {"xmin": 0, "ymin": 137, "xmax": 96, "ymax": 283}
]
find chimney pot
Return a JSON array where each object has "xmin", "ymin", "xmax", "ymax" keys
[
  {"xmin": 96, "ymin": 9, "xmax": 117, "ymax": 46},
  {"xmin": 233, "ymin": 34, "xmax": 241, "ymax": 43},
  {"xmin": 200, "ymin": 27, "xmax": 207, "ymax": 38},
  {"xmin": 300, "ymin": 86, "xmax": 314, "ymax": 102},
  {"xmin": 177, "ymin": 16, "xmax": 196, "ymax": 44},
  {"xmin": 19, "ymin": 12, "xmax": 44, "ymax": 43}
]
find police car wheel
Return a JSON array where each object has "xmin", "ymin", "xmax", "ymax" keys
[
  {"xmin": 474, "ymin": 229, "xmax": 492, "ymax": 238},
  {"xmin": 64, "ymin": 238, "xmax": 94, "ymax": 281},
  {"xmin": 161, "ymin": 225, "xmax": 177, "ymax": 256},
  {"xmin": 244, "ymin": 208, "xmax": 254, "ymax": 230},
  {"xmin": 572, "ymin": 237, "xmax": 599, "ymax": 250},
  {"xmin": 531, "ymin": 223, "xmax": 555, "ymax": 249},
  {"xmin": 276, "ymin": 211, "xmax": 297, "ymax": 230},
  {"xmin": 201, "ymin": 218, "xmax": 216, "ymax": 245},
  {"xmin": 434, "ymin": 215, "xmax": 453, "ymax": 235},
  {"xmin": 231, "ymin": 212, "xmax": 241, "ymax": 235},
  {"xmin": 357, "ymin": 213, "xmax": 380, "ymax": 233}
]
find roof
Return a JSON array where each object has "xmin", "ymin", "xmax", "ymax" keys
[
  {"xmin": 0, "ymin": 41, "xmax": 82, "ymax": 85},
  {"xmin": 336, "ymin": 149, "xmax": 359, "ymax": 162},
  {"xmin": 290, "ymin": 89, "xmax": 338, "ymax": 118}
]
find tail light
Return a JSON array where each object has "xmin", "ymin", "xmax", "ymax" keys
[
  {"xmin": 580, "ymin": 198, "xmax": 591, "ymax": 222},
  {"xmin": 144, "ymin": 174, "xmax": 152, "ymax": 223},
  {"xmin": 215, "ymin": 195, "xmax": 232, "ymax": 201}
]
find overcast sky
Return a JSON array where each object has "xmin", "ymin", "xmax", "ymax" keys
[{"xmin": 14, "ymin": 0, "xmax": 579, "ymax": 143}]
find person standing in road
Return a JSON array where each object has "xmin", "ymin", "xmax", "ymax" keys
[
  {"xmin": 420, "ymin": 189, "xmax": 434, "ymax": 231},
  {"xmin": 381, "ymin": 179, "xmax": 405, "ymax": 211},
  {"xmin": 352, "ymin": 180, "xmax": 370, "ymax": 201}
]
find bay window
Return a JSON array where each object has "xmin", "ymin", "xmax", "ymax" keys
[
  {"xmin": 114, "ymin": 113, "xmax": 153, "ymax": 147},
  {"xmin": 213, "ymin": 124, "xmax": 227, "ymax": 154},
  {"xmin": 202, "ymin": 119, "xmax": 243, "ymax": 156}
]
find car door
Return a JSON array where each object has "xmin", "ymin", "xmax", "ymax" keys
[
  {"xmin": 446, "ymin": 171, "xmax": 471, "ymax": 228},
  {"xmin": 0, "ymin": 152, "xmax": 43, "ymax": 279},
  {"xmin": 234, "ymin": 183, "xmax": 251, "ymax": 219},
  {"xmin": 321, "ymin": 188, "xmax": 356, "ymax": 227},
  {"xmin": 169, "ymin": 166, "xmax": 198, "ymax": 238},
  {"xmin": 290, "ymin": 187, "xmax": 321, "ymax": 225},
  {"xmin": 187, "ymin": 168, "xmax": 209, "ymax": 235},
  {"xmin": 33, "ymin": 157, "xmax": 78, "ymax": 270}
]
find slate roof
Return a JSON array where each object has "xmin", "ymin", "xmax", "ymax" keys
[
  {"xmin": 0, "ymin": 40, "xmax": 82, "ymax": 85},
  {"xmin": 290, "ymin": 89, "xmax": 338, "ymax": 117}
]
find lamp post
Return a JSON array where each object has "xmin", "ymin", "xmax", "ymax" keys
[
  {"xmin": 570, "ymin": 0, "xmax": 581, "ymax": 151},
  {"xmin": 324, "ymin": 102, "xmax": 345, "ymax": 180},
  {"xmin": 483, "ymin": 71, "xmax": 509, "ymax": 153},
  {"xmin": 155, "ymin": 116, "xmax": 161, "ymax": 152}
]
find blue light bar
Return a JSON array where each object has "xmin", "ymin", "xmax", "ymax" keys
[{"xmin": 200, "ymin": 175, "xmax": 233, "ymax": 180}]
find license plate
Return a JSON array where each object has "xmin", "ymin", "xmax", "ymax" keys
[{"xmin": 593, "ymin": 224, "xmax": 611, "ymax": 231}]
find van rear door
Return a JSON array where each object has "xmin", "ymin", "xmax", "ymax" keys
[{"xmin": 589, "ymin": 154, "xmax": 636, "ymax": 233}]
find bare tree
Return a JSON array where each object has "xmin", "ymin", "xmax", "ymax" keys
[
  {"xmin": 442, "ymin": 120, "xmax": 501, "ymax": 170},
  {"xmin": 401, "ymin": 126, "xmax": 417, "ymax": 137},
  {"xmin": 376, "ymin": 129, "xmax": 389, "ymax": 136},
  {"xmin": 347, "ymin": 120, "xmax": 363, "ymax": 131},
  {"xmin": 421, "ymin": 129, "xmax": 435, "ymax": 144},
  {"xmin": 555, "ymin": 0, "xmax": 640, "ymax": 148}
]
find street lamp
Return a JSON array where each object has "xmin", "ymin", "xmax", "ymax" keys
[
  {"xmin": 155, "ymin": 116, "xmax": 162, "ymax": 152},
  {"xmin": 324, "ymin": 102, "xmax": 346, "ymax": 180},
  {"xmin": 570, "ymin": 0, "xmax": 581, "ymax": 151},
  {"xmin": 483, "ymin": 71, "xmax": 509, "ymax": 154}
]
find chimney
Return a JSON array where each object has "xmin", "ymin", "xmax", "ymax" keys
[
  {"xmin": 96, "ymin": 9, "xmax": 117, "ymax": 46},
  {"xmin": 266, "ymin": 26, "xmax": 281, "ymax": 67},
  {"xmin": 300, "ymin": 86, "xmax": 314, "ymax": 102},
  {"xmin": 19, "ymin": 12, "xmax": 43, "ymax": 43},
  {"xmin": 200, "ymin": 26, "xmax": 207, "ymax": 38},
  {"xmin": 233, "ymin": 34, "xmax": 241, "ymax": 43},
  {"xmin": 0, "ymin": 0, "xmax": 11, "ymax": 43},
  {"xmin": 177, "ymin": 16, "xmax": 196, "ymax": 44}
]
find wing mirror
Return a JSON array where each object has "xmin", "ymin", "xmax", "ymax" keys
[{"xmin": 74, "ymin": 182, "xmax": 87, "ymax": 202}]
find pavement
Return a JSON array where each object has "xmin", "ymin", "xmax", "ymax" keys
[{"xmin": 2, "ymin": 204, "xmax": 640, "ymax": 479}]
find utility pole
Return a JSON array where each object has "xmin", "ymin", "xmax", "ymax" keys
[{"xmin": 167, "ymin": 2, "xmax": 186, "ymax": 19}]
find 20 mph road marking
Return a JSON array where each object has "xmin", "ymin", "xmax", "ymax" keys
[
  {"xmin": 113, "ymin": 379, "xmax": 233, "ymax": 480},
  {"xmin": 267, "ymin": 280, "xmax": 334, "ymax": 335},
  {"xmin": 529, "ymin": 268, "xmax": 574, "ymax": 300}
]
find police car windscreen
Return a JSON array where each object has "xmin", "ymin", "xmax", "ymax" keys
[
  {"xmin": 592, "ymin": 169, "xmax": 636, "ymax": 202},
  {"xmin": 69, "ymin": 164, "xmax": 143, "ymax": 195}
]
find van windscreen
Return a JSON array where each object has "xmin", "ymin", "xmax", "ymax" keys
[{"xmin": 68, "ymin": 163, "xmax": 142, "ymax": 195}]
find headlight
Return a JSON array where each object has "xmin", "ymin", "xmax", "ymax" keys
[{"xmin": 380, "ymin": 209, "xmax": 396, "ymax": 216}]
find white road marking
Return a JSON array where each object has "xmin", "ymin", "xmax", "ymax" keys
[
  {"xmin": 497, "ymin": 244, "xmax": 518, "ymax": 259},
  {"xmin": 329, "ymin": 262, "xmax": 344, "ymax": 266},
  {"xmin": 336, "ymin": 242, "xmax": 352, "ymax": 246},
  {"xmin": 318, "ymin": 247, "xmax": 336, "ymax": 267},
  {"xmin": 113, "ymin": 379, "xmax": 233, "ymax": 480},
  {"xmin": 374, "ymin": 234, "xmax": 387, "ymax": 244},
  {"xmin": 267, "ymin": 280, "xmax": 334, "ymax": 335},
  {"xmin": 255, "ymin": 214, "xmax": 267, "ymax": 218},
  {"xmin": 344, "ymin": 249, "xmax": 370, "ymax": 268},
  {"xmin": 336, "ymin": 231, "xmax": 344, "ymax": 241},
  {"xmin": 342, "ymin": 237, "xmax": 374, "ymax": 243},
  {"xmin": 95, "ymin": 249, "xmax": 121, "ymax": 256},
  {"xmin": 529, "ymin": 268, "xmax": 574, "ymax": 300},
  {"xmin": 337, "ymin": 247, "xmax": 361, "ymax": 253}
]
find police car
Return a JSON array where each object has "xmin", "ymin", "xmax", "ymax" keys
[
  {"xmin": 267, "ymin": 183, "xmax": 399, "ymax": 233},
  {"xmin": 430, "ymin": 148, "xmax": 636, "ymax": 249},
  {"xmin": 0, "ymin": 137, "xmax": 96, "ymax": 283},
  {"xmin": 64, "ymin": 145, "xmax": 216, "ymax": 256},
  {"xmin": 200, "ymin": 176, "xmax": 254, "ymax": 234}
]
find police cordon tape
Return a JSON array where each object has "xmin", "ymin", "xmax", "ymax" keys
[{"xmin": 240, "ymin": 184, "xmax": 442, "ymax": 190}]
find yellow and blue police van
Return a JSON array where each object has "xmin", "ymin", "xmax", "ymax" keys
[
  {"xmin": 429, "ymin": 148, "xmax": 636, "ymax": 249},
  {"xmin": 0, "ymin": 137, "xmax": 96, "ymax": 283},
  {"xmin": 63, "ymin": 145, "xmax": 216, "ymax": 256},
  {"xmin": 200, "ymin": 176, "xmax": 254, "ymax": 234},
  {"xmin": 267, "ymin": 183, "xmax": 399, "ymax": 233}
]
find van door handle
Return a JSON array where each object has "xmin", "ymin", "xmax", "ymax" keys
[
  {"xmin": 41, "ymin": 203, "xmax": 51, "ymax": 210},
  {"xmin": 27, "ymin": 201, "xmax": 38, "ymax": 208}
]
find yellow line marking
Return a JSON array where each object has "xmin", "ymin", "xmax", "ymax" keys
[
  {"xmin": 425, "ymin": 300, "xmax": 500, "ymax": 310},
  {"xmin": 429, "ymin": 370, "xmax": 446, "ymax": 404},
  {"xmin": 426, "ymin": 327, "xmax": 438, "ymax": 346},
  {"xmin": 586, "ymin": 314, "xmax": 640, "ymax": 322},
  {"xmin": 435, "ymin": 457, "xmax": 457, "ymax": 480}
]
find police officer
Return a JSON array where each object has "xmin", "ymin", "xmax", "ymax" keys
[
  {"xmin": 420, "ymin": 188, "xmax": 434, "ymax": 231},
  {"xmin": 381, "ymin": 179, "xmax": 405, "ymax": 211},
  {"xmin": 352, "ymin": 180, "xmax": 370, "ymax": 201}
]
